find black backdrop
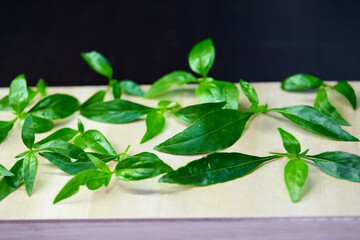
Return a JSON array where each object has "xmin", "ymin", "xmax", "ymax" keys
[{"xmin": 1, "ymin": 0, "xmax": 360, "ymax": 87}]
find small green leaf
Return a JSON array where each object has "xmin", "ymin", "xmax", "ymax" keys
[
  {"xmin": 31, "ymin": 116, "xmax": 54, "ymax": 133},
  {"xmin": 27, "ymin": 88, "xmax": 38, "ymax": 103},
  {"xmin": 29, "ymin": 94, "xmax": 80, "ymax": 120},
  {"xmin": 188, "ymin": 38, "xmax": 215, "ymax": 76},
  {"xmin": 195, "ymin": 80, "xmax": 239, "ymax": 110},
  {"xmin": 36, "ymin": 78, "xmax": 48, "ymax": 97},
  {"xmin": 144, "ymin": 71, "xmax": 196, "ymax": 98},
  {"xmin": 115, "ymin": 152, "xmax": 172, "ymax": 181},
  {"xmin": 141, "ymin": 111, "xmax": 166, "ymax": 144},
  {"xmin": 23, "ymin": 153, "xmax": 38, "ymax": 196},
  {"xmin": 159, "ymin": 152, "xmax": 278, "ymax": 186},
  {"xmin": 334, "ymin": 80, "xmax": 357, "ymax": 110},
  {"xmin": 77, "ymin": 118, "xmax": 85, "ymax": 133},
  {"xmin": 0, "ymin": 164, "xmax": 14, "ymax": 177},
  {"xmin": 80, "ymin": 99, "xmax": 153, "ymax": 123},
  {"xmin": 0, "ymin": 119, "xmax": 16, "ymax": 144},
  {"xmin": 277, "ymin": 128, "xmax": 301, "ymax": 155},
  {"xmin": 39, "ymin": 152, "xmax": 97, "ymax": 175},
  {"xmin": 36, "ymin": 140, "xmax": 84, "ymax": 159},
  {"xmin": 174, "ymin": 102, "xmax": 226, "ymax": 124},
  {"xmin": 9, "ymin": 74, "xmax": 28, "ymax": 114},
  {"xmin": 0, "ymin": 95, "xmax": 11, "ymax": 111},
  {"xmin": 314, "ymin": 88, "xmax": 350, "ymax": 126},
  {"xmin": 54, "ymin": 169, "xmax": 112, "ymax": 204},
  {"xmin": 239, "ymin": 80, "xmax": 259, "ymax": 106},
  {"xmin": 269, "ymin": 105, "xmax": 358, "ymax": 141},
  {"xmin": 22, "ymin": 114, "xmax": 35, "ymax": 149},
  {"xmin": 157, "ymin": 100, "xmax": 173, "ymax": 109},
  {"xmin": 0, "ymin": 159, "xmax": 24, "ymax": 201},
  {"xmin": 120, "ymin": 80, "xmax": 144, "ymax": 96},
  {"xmin": 304, "ymin": 151, "xmax": 360, "ymax": 182},
  {"xmin": 81, "ymin": 90, "xmax": 106, "ymax": 109},
  {"xmin": 281, "ymin": 73, "xmax": 323, "ymax": 91},
  {"xmin": 155, "ymin": 109, "xmax": 253, "ymax": 154},
  {"xmin": 86, "ymin": 153, "xmax": 111, "ymax": 173},
  {"xmin": 284, "ymin": 159, "xmax": 308, "ymax": 203},
  {"xmin": 81, "ymin": 51, "xmax": 113, "ymax": 79},
  {"xmin": 33, "ymin": 128, "xmax": 79, "ymax": 148},
  {"xmin": 110, "ymin": 79, "xmax": 121, "ymax": 99}
]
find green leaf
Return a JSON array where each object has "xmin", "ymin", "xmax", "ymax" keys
[
  {"xmin": 115, "ymin": 152, "xmax": 172, "ymax": 181},
  {"xmin": 141, "ymin": 111, "xmax": 166, "ymax": 144},
  {"xmin": 174, "ymin": 102, "xmax": 226, "ymax": 124},
  {"xmin": 27, "ymin": 88, "xmax": 38, "ymax": 103},
  {"xmin": 29, "ymin": 94, "xmax": 79, "ymax": 120},
  {"xmin": 36, "ymin": 78, "xmax": 48, "ymax": 97},
  {"xmin": 74, "ymin": 134, "xmax": 87, "ymax": 150},
  {"xmin": 269, "ymin": 105, "xmax": 358, "ymax": 141},
  {"xmin": 284, "ymin": 159, "xmax": 308, "ymax": 203},
  {"xmin": 22, "ymin": 114, "xmax": 35, "ymax": 149},
  {"xmin": 81, "ymin": 90, "xmax": 106, "ymax": 109},
  {"xmin": 0, "ymin": 159, "xmax": 24, "ymax": 201},
  {"xmin": 36, "ymin": 140, "xmax": 84, "ymax": 159},
  {"xmin": 77, "ymin": 118, "xmax": 85, "ymax": 133},
  {"xmin": 304, "ymin": 151, "xmax": 360, "ymax": 182},
  {"xmin": 23, "ymin": 153, "xmax": 38, "ymax": 196},
  {"xmin": 0, "ymin": 119, "xmax": 16, "ymax": 144},
  {"xmin": 154, "ymin": 109, "xmax": 253, "ymax": 154},
  {"xmin": 80, "ymin": 99, "xmax": 153, "ymax": 123},
  {"xmin": 0, "ymin": 164, "xmax": 14, "ymax": 177},
  {"xmin": 239, "ymin": 79, "xmax": 259, "ymax": 106},
  {"xmin": 188, "ymin": 38, "xmax": 215, "ymax": 76},
  {"xmin": 110, "ymin": 79, "xmax": 121, "ymax": 99},
  {"xmin": 31, "ymin": 115, "xmax": 54, "ymax": 133},
  {"xmin": 33, "ymin": 128, "xmax": 79, "ymax": 148},
  {"xmin": 9, "ymin": 74, "xmax": 28, "ymax": 114},
  {"xmin": 120, "ymin": 80, "xmax": 144, "ymax": 96},
  {"xmin": 53, "ymin": 169, "xmax": 112, "ymax": 204},
  {"xmin": 334, "ymin": 80, "xmax": 357, "ymax": 110},
  {"xmin": 195, "ymin": 80, "xmax": 239, "ymax": 110},
  {"xmin": 144, "ymin": 71, "xmax": 196, "ymax": 98},
  {"xmin": 281, "ymin": 73, "xmax": 323, "ymax": 91},
  {"xmin": 0, "ymin": 95, "xmax": 11, "ymax": 111},
  {"xmin": 39, "ymin": 152, "xmax": 97, "ymax": 175},
  {"xmin": 78, "ymin": 129, "xmax": 119, "ymax": 160},
  {"xmin": 314, "ymin": 88, "xmax": 350, "ymax": 126},
  {"xmin": 277, "ymin": 128, "xmax": 301, "ymax": 155},
  {"xmin": 81, "ymin": 51, "xmax": 113, "ymax": 79},
  {"xmin": 157, "ymin": 100, "xmax": 173, "ymax": 109},
  {"xmin": 159, "ymin": 152, "xmax": 278, "ymax": 186},
  {"xmin": 86, "ymin": 153, "xmax": 111, "ymax": 173}
]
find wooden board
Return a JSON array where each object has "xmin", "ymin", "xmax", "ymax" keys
[{"xmin": 0, "ymin": 82, "xmax": 360, "ymax": 221}]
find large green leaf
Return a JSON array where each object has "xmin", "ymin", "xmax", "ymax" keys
[
  {"xmin": 0, "ymin": 119, "xmax": 16, "ymax": 144},
  {"xmin": 33, "ymin": 128, "xmax": 79, "ymax": 148},
  {"xmin": 334, "ymin": 80, "xmax": 357, "ymax": 110},
  {"xmin": 29, "ymin": 94, "xmax": 80, "ymax": 120},
  {"xmin": 304, "ymin": 151, "xmax": 360, "ymax": 182},
  {"xmin": 9, "ymin": 74, "xmax": 28, "ymax": 114},
  {"xmin": 154, "ymin": 109, "xmax": 253, "ymax": 154},
  {"xmin": 31, "ymin": 115, "xmax": 54, "ymax": 133},
  {"xmin": 188, "ymin": 38, "xmax": 215, "ymax": 76},
  {"xmin": 195, "ymin": 80, "xmax": 239, "ymax": 110},
  {"xmin": 141, "ymin": 110, "xmax": 166, "ymax": 143},
  {"xmin": 277, "ymin": 128, "xmax": 301, "ymax": 155},
  {"xmin": 36, "ymin": 140, "xmax": 84, "ymax": 159},
  {"xmin": 21, "ymin": 114, "xmax": 35, "ymax": 149},
  {"xmin": 159, "ymin": 152, "xmax": 278, "ymax": 185},
  {"xmin": 174, "ymin": 102, "xmax": 226, "ymax": 124},
  {"xmin": 115, "ymin": 152, "xmax": 172, "ymax": 181},
  {"xmin": 144, "ymin": 71, "xmax": 196, "ymax": 98},
  {"xmin": 81, "ymin": 51, "xmax": 113, "ymax": 79},
  {"xmin": 284, "ymin": 159, "xmax": 308, "ymax": 203},
  {"xmin": 0, "ymin": 159, "xmax": 24, "ymax": 201},
  {"xmin": 281, "ymin": 73, "xmax": 323, "ymax": 91},
  {"xmin": 23, "ymin": 153, "xmax": 38, "ymax": 196},
  {"xmin": 314, "ymin": 88, "xmax": 350, "ymax": 126},
  {"xmin": 80, "ymin": 99, "xmax": 153, "ymax": 123},
  {"xmin": 53, "ymin": 169, "xmax": 112, "ymax": 204},
  {"xmin": 269, "ymin": 105, "xmax": 358, "ymax": 141}
]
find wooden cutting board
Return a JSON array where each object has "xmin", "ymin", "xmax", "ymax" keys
[{"xmin": 0, "ymin": 82, "xmax": 359, "ymax": 239}]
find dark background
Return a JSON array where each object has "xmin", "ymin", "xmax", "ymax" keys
[{"xmin": 1, "ymin": 0, "xmax": 360, "ymax": 87}]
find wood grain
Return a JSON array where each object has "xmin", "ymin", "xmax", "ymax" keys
[{"xmin": 0, "ymin": 82, "xmax": 359, "ymax": 221}]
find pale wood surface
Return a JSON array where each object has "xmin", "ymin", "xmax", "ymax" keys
[{"xmin": 0, "ymin": 82, "xmax": 359, "ymax": 220}]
